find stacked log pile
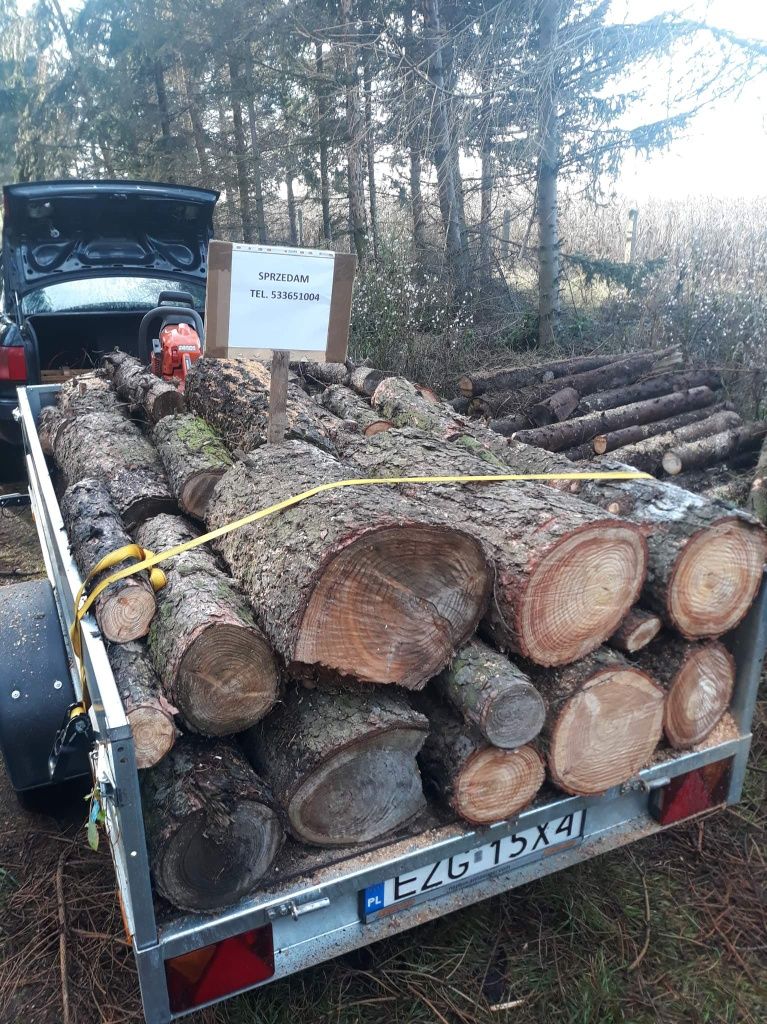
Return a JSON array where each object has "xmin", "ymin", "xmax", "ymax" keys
[{"xmin": 38, "ymin": 351, "xmax": 766, "ymax": 918}]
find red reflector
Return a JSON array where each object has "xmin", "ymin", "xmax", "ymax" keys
[
  {"xmin": 165, "ymin": 924, "xmax": 275, "ymax": 1013},
  {"xmin": 0, "ymin": 346, "xmax": 27, "ymax": 382},
  {"xmin": 650, "ymin": 758, "xmax": 733, "ymax": 825}
]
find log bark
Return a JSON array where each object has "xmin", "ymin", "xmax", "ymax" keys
[
  {"xmin": 185, "ymin": 357, "xmax": 348, "ymax": 454},
  {"xmin": 349, "ymin": 366, "xmax": 394, "ymax": 397},
  {"xmin": 528, "ymin": 386, "xmax": 580, "ymax": 426},
  {"xmin": 592, "ymin": 402, "xmax": 734, "ymax": 455},
  {"xmin": 242, "ymin": 684, "xmax": 428, "ymax": 846},
  {"xmin": 38, "ymin": 405, "xmax": 66, "ymax": 456},
  {"xmin": 488, "ymin": 413, "xmax": 533, "ymax": 437},
  {"xmin": 415, "ymin": 697, "xmax": 544, "ymax": 824},
  {"xmin": 152, "ymin": 414, "xmax": 233, "ymax": 521},
  {"xmin": 337, "ymin": 428, "xmax": 648, "ymax": 666},
  {"xmin": 141, "ymin": 737, "xmax": 283, "ymax": 911},
  {"xmin": 60, "ymin": 478, "xmax": 157, "ymax": 643},
  {"xmin": 107, "ymin": 641, "xmax": 176, "ymax": 768},
  {"xmin": 457, "ymin": 355, "xmax": 617, "ymax": 398},
  {"xmin": 57, "ymin": 371, "xmax": 126, "ymax": 417},
  {"xmin": 526, "ymin": 648, "xmax": 664, "ymax": 795},
  {"xmin": 206, "ymin": 441, "xmax": 491, "ymax": 687},
  {"xmin": 318, "ymin": 385, "xmax": 393, "ymax": 437},
  {"xmin": 635, "ymin": 638, "xmax": 735, "ymax": 748},
  {"xmin": 610, "ymin": 410, "xmax": 742, "ymax": 474},
  {"xmin": 607, "ymin": 608, "xmax": 662, "ymax": 654},
  {"xmin": 747, "ymin": 434, "xmax": 767, "ymax": 524},
  {"xmin": 575, "ymin": 369, "xmax": 722, "ymax": 416},
  {"xmin": 513, "ymin": 387, "xmax": 717, "ymax": 452},
  {"xmin": 133, "ymin": 514, "xmax": 279, "ymax": 736},
  {"xmin": 291, "ymin": 361, "xmax": 350, "ymax": 387},
  {"xmin": 102, "ymin": 351, "xmax": 185, "ymax": 423},
  {"xmin": 449, "ymin": 396, "xmax": 471, "ymax": 415},
  {"xmin": 52, "ymin": 411, "xmax": 175, "ymax": 529},
  {"xmin": 575, "ymin": 473, "xmax": 766, "ymax": 639},
  {"xmin": 432, "ymin": 639, "xmax": 545, "ymax": 747},
  {"xmin": 662, "ymin": 422, "xmax": 767, "ymax": 476}
]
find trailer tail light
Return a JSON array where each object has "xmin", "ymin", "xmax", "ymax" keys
[
  {"xmin": 649, "ymin": 758, "xmax": 733, "ymax": 826},
  {"xmin": 0, "ymin": 346, "xmax": 27, "ymax": 382},
  {"xmin": 165, "ymin": 924, "xmax": 275, "ymax": 1013}
]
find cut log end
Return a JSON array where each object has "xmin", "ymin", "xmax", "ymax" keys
[
  {"xmin": 664, "ymin": 643, "xmax": 735, "ymax": 748},
  {"xmin": 608, "ymin": 608, "xmax": 662, "ymax": 654},
  {"xmin": 549, "ymin": 668, "xmax": 664, "ymax": 795},
  {"xmin": 454, "ymin": 745, "xmax": 545, "ymax": 824},
  {"xmin": 481, "ymin": 682, "xmax": 546, "ymax": 749},
  {"xmin": 518, "ymin": 522, "xmax": 647, "ymax": 666},
  {"xmin": 100, "ymin": 580, "xmax": 157, "ymax": 643},
  {"xmin": 287, "ymin": 727, "xmax": 426, "ymax": 846},
  {"xmin": 177, "ymin": 623, "xmax": 278, "ymax": 736},
  {"xmin": 129, "ymin": 705, "xmax": 176, "ymax": 769},
  {"xmin": 362, "ymin": 420, "xmax": 394, "ymax": 437},
  {"xmin": 179, "ymin": 469, "xmax": 228, "ymax": 520},
  {"xmin": 668, "ymin": 518, "xmax": 766, "ymax": 638},
  {"xmin": 294, "ymin": 525, "xmax": 489, "ymax": 688}
]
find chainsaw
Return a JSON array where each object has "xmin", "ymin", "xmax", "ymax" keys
[{"xmin": 137, "ymin": 290, "xmax": 204, "ymax": 391}]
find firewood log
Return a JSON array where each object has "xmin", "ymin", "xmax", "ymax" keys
[
  {"xmin": 318, "ymin": 384, "xmax": 393, "ymax": 436},
  {"xmin": 38, "ymin": 405, "xmax": 66, "ymax": 456},
  {"xmin": 457, "ymin": 354, "xmax": 618, "ymax": 398},
  {"xmin": 433, "ymin": 639, "xmax": 545, "ymax": 748},
  {"xmin": 141, "ymin": 737, "xmax": 283, "ymax": 911},
  {"xmin": 349, "ymin": 366, "xmax": 394, "ymax": 396},
  {"xmin": 591, "ymin": 402, "xmax": 734, "ymax": 455},
  {"xmin": 242, "ymin": 684, "xmax": 428, "ymax": 846},
  {"xmin": 38, "ymin": 375, "xmax": 127, "ymax": 455},
  {"xmin": 152, "ymin": 414, "xmax": 233, "ymax": 521},
  {"xmin": 528, "ymin": 386, "xmax": 580, "ymax": 426},
  {"xmin": 133, "ymin": 514, "xmax": 279, "ymax": 736},
  {"xmin": 635, "ymin": 638, "xmax": 735, "ymax": 748},
  {"xmin": 107, "ymin": 641, "xmax": 176, "ymax": 768},
  {"xmin": 60, "ymin": 478, "xmax": 157, "ymax": 643},
  {"xmin": 575, "ymin": 369, "xmax": 722, "ymax": 416},
  {"xmin": 610, "ymin": 409, "xmax": 742, "ymax": 474},
  {"xmin": 662, "ymin": 422, "xmax": 767, "ymax": 476},
  {"xmin": 607, "ymin": 608, "xmax": 662, "ymax": 654},
  {"xmin": 488, "ymin": 413, "xmax": 533, "ymax": 436},
  {"xmin": 206, "ymin": 441, "xmax": 491, "ymax": 687},
  {"xmin": 291, "ymin": 360, "xmax": 350, "ymax": 386},
  {"xmin": 527, "ymin": 648, "xmax": 664, "ymax": 795},
  {"xmin": 415, "ymin": 697, "xmax": 544, "ymax": 824},
  {"xmin": 102, "ymin": 350, "xmax": 185, "ymax": 423}
]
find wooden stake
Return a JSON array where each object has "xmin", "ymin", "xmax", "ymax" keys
[{"xmin": 267, "ymin": 350, "xmax": 290, "ymax": 444}]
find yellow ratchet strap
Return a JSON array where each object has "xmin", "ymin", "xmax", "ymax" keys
[{"xmin": 70, "ymin": 470, "xmax": 651, "ymax": 697}]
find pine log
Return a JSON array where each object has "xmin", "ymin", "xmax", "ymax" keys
[
  {"xmin": 575, "ymin": 369, "xmax": 722, "ymax": 416},
  {"xmin": 58, "ymin": 371, "xmax": 126, "ymax": 417},
  {"xmin": 337, "ymin": 429, "xmax": 648, "ymax": 666},
  {"xmin": 242, "ymin": 685, "xmax": 428, "ymax": 846},
  {"xmin": 291, "ymin": 360, "xmax": 350, "ymax": 386},
  {"xmin": 141, "ymin": 737, "xmax": 283, "ymax": 911},
  {"xmin": 607, "ymin": 608, "xmax": 662, "ymax": 654},
  {"xmin": 52, "ymin": 411, "xmax": 175, "ymax": 529},
  {"xmin": 513, "ymin": 387, "xmax": 717, "ymax": 452},
  {"xmin": 185, "ymin": 356, "xmax": 348, "ymax": 453},
  {"xmin": 575, "ymin": 473, "xmax": 766, "ymax": 638},
  {"xmin": 152, "ymin": 414, "xmax": 233, "ymax": 521},
  {"xmin": 206, "ymin": 441, "xmax": 491, "ymax": 686},
  {"xmin": 457, "ymin": 354, "xmax": 619, "ymax": 398},
  {"xmin": 449, "ymin": 396, "xmax": 471, "ymax": 414},
  {"xmin": 635, "ymin": 638, "xmax": 734, "ymax": 748},
  {"xmin": 611, "ymin": 410, "xmax": 742, "ymax": 474},
  {"xmin": 318, "ymin": 384, "xmax": 393, "ymax": 436},
  {"xmin": 415, "ymin": 698, "xmax": 544, "ymax": 824},
  {"xmin": 38, "ymin": 405, "xmax": 66, "ymax": 456},
  {"xmin": 527, "ymin": 648, "xmax": 664, "ymax": 795},
  {"xmin": 747, "ymin": 434, "xmax": 767, "ymax": 524},
  {"xmin": 528, "ymin": 386, "xmax": 580, "ymax": 426},
  {"xmin": 134, "ymin": 514, "xmax": 279, "ymax": 735},
  {"xmin": 488, "ymin": 413, "xmax": 533, "ymax": 437},
  {"xmin": 102, "ymin": 351, "xmax": 185, "ymax": 423},
  {"xmin": 433, "ymin": 639, "xmax": 546, "ymax": 748},
  {"xmin": 349, "ymin": 366, "xmax": 394, "ymax": 396},
  {"xmin": 60, "ymin": 478, "xmax": 157, "ymax": 643},
  {"xmin": 107, "ymin": 641, "xmax": 177, "ymax": 768},
  {"xmin": 591, "ymin": 402, "xmax": 734, "ymax": 456},
  {"xmin": 662, "ymin": 422, "xmax": 767, "ymax": 476}
]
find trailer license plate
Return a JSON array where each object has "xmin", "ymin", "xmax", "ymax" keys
[{"xmin": 361, "ymin": 810, "xmax": 586, "ymax": 922}]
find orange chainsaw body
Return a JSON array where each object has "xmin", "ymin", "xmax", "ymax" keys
[{"xmin": 150, "ymin": 322, "xmax": 203, "ymax": 390}]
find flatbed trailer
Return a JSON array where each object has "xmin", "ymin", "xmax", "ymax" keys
[{"xmin": 2, "ymin": 382, "xmax": 765, "ymax": 1023}]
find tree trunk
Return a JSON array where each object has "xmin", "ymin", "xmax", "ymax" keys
[
  {"xmin": 102, "ymin": 351, "xmax": 185, "ymax": 423},
  {"xmin": 536, "ymin": 0, "xmax": 562, "ymax": 346},
  {"xmin": 403, "ymin": 5, "xmax": 427, "ymax": 253},
  {"xmin": 607, "ymin": 607, "xmax": 662, "ymax": 654},
  {"xmin": 433, "ymin": 639, "xmax": 545, "ymax": 748},
  {"xmin": 318, "ymin": 384, "xmax": 393, "ymax": 436},
  {"xmin": 286, "ymin": 172, "xmax": 299, "ymax": 246},
  {"xmin": 592, "ymin": 404, "xmax": 738, "ymax": 459},
  {"xmin": 338, "ymin": 428, "xmax": 648, "ymax": 666},
  {"xmin": 609, "ymin": 410, "xmax": 742, "ymax": 474},
  {"xmin": 141, "ymin": 737, "xmax": 283, "ymax": 912},
  {"xmin": 206, "ymin": 442, "xmax": 490, "ymax": 687},
  {"xmin": 662, "ymin": 422, "xmax": 767, "ymax": 476},
  {"xmin": 183, "ymin": 69, "xmax": 211, "ymax": 181},
  {"xmin": 314, "ymin": 42, "xmax": 333, "ymax": 243},
  {"xmin": 349, "ymin": 366, "xmax": 393, "ymax": 396},
  {"xmin": 747, "ymin": 435, "xmax": 767, "ymax": 524},
  {"xmin": 228, "ymin": 55, "xmax": 254, "ymax": 243},
  {"xmin": 134, "ymin": 514, "xmax": 279, "ymax": 736},
  {"xmin": 52, "ymin": 411, "xmax": 175, "ymax": 529},
  {"xmin": 340, "ymin": 0, "xmax": 369, "ymax": 263},
  {"xmin": 362, "ymin": 51, "xmax": 379, "ymax": 260},
  {"xmin": 416, "ymin": 696, "xmax": 544, "ymax": 824},
  {"xmin": 152, "ymin": 414, "xmax": 233, "ymax": 521},
  {"xmin": 576, "ymin": 369, "xmax": 722, "ymax": 416},
  {"xmin": 634, "ymin": 638, "xmax": 735, "ymax": 748},
  {"xmin": 513, "ymin": 386, "xmax": 717, "ymax": 452},
  {"xmin": 107, "ymin": 641, "xmax": 176, "ymax": 769},
  {"xmin": 60, "ymin": 478, "xmax": 157, "ymax": 643},
  {"xmin": 529, "ymin": 386, "xmax": 580, "ymax": 426},
  {"xmin": 242, "ymin": 684, "xmax": 428, "ymax": 846},
  {"xmin": 153, "ymin": 60, "xmax": 172, "ymax": 141},
  {"xmin": 575, "ymin": 473, "xmax": 767, "ymax": 639},
  {"xmin": 245, "ymin": 55, "xmax": 268, "ymax": 244},
  {"xmin": 526, "ymin": 648, "xmax": 664, "ymax": 795},
  {"xmin": 457, "ymin": 354, "xmax": 619, "ymax": 398},
  {"xmin": 478, "ymin": 95, "xmax": 493, "ymax": 291}
]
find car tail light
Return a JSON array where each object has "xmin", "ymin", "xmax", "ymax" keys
[
  {"xmin": 165, "ymin": 924, "xmax": 275, "ymax": 1013},
  {"xmin": 649, "ymin": 758, "xmax": 733, "ymax": 826},
  {"xmin": 0, "ymin": 346, "xmax": 27, "ymax": 382}
]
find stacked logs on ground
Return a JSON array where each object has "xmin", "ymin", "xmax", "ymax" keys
[
  {"xmin": 662, "ymin": 421, "xmax": 767, "ymax": 476},
  {"xmin": 562, "ymin": 404, "xmax": 733, "ymax": 460},
  {"xmin": 102, "ymin": 350, "xmax": 185, "ymax": 423}
]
